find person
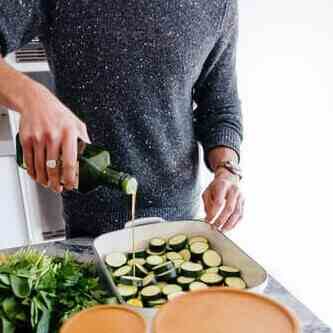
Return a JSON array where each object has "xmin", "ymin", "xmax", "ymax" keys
[{"xmin": 0, "ymin": 0, "xmax": 244, "ymax": 238}]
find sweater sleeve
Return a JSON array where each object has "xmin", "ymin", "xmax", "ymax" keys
[
  {"xmin": 0, "ymin": 0, "xmax": 48, "ymax": 57},
  {"xmin": 193, "ymin": 0, "xmax": 242, "ymax": 169}
]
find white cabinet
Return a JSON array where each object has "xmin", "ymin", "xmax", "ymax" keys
[{"xmin": 0, "ymin": 156, "xmax": 29, "ymax": 249}]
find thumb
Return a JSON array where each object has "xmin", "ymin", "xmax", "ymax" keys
[
  {"xmin": 78, "ymin": 122, "xmax": 91, "ymax": 144},
  {"xmin": 204, "ymin": 185, "xmax": 227, "ymax": 224}
]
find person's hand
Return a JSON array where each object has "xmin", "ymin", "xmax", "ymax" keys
[
  {"xmin": 18, "ymin": 82, "xmax": 90, "ymax": 192},
  {"xmin": 202, "ymin": 167, "xmax": 244, "ymax": 232}
]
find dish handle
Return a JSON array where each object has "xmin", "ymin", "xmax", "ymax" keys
[{"xmin": 124, "ymin": 217, "xmax": 166, "ymax": 229}]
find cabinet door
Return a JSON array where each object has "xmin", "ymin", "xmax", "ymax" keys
[{"xmin": 0, "ymin": 156, "xmax": 29, "ymax": 249}]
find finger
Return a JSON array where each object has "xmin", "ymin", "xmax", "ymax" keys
[
  {"xmin": 204, "ymin": 185, "xmax": 228, "ymax": 225},
  {"xmin": 20, "ymin": 136, "xmax": 35, "ymax": 179},
  {"xmin": 223, "ymin": 196, "xmax": 244, "ymax": 231},
  {"xmin": 33, "ymin": 137, "xmax": 48, "ymax": 187},
  {"xmin": 215, "ymin": 186, "xmax": 240, "ymax": 231},
  {"xmin": 61, "ymin": 129, "xmax": 78, "ymax": 191},
  {"xmin": 77, "ymin": 121, "xmax": 91, "ymax": 144},
  {"xmin": 46, "ymin": 136, "xmax": 63, "ymax": 193}
]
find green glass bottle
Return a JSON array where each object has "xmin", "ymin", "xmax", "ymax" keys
[{"xmin": 15, "ymin": 134, "xmax": 138, "ymax": 195}]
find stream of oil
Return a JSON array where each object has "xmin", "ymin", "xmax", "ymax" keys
[{"xmin": 131, "ymin": 192, "xmax": 137, "ymax": 277}]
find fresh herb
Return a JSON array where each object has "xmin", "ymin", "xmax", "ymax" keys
[{"xmin": 0, "ymin": 249, "xmax": 111, "ymax": 333}]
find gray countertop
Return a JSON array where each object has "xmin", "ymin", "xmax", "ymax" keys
[{"xmin": 4, "ymin": 238, "xmax": 332, "ymax": 333}]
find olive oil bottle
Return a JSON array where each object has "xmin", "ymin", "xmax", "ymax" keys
[{"xmin": 15, "ymin": 134, "xmax": 138, "ymax": 195}]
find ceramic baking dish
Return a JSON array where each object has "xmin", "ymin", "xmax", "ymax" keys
[{"xmin": 93, "ymin": 217, "xmax": 268, "ymax": 323}]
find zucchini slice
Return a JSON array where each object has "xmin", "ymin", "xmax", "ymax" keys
[
  {"xmin": 167, "ymin": 291, "xmax": 186, "ymax": 300},
  {"xmin": 177, "ymin": 276, "xmax": 195, "ymax": 290},
  {"xmin": 119, "ymin": 276, "xmax": 144, "ymax": 287},
  {"xmin": 105, "ymin": 297, "xmax": 119, "ymax": 304},
  {"xmin": 146, "ymin": 248, "xmax": 166, "ymax": 256},
  {"xmin": 172, "ymin": 259, "xmax": 184, "ymax": 269},
  {"xmin": 128, "ymin": 248, "xmax": 146, "ymax": 259},
  {"xmin": 162, "ymin": 284, "xmax": 183, "ymax": 296},
  {"xmin": 179, "ymin": 249, "xmax": 191, "ymax": 262},
  {"xmin": 152, "ymin": 261, "xmax": 175, "ymax": 275},
  {"xmin": 142, "ymin": 273, "xmax": 157, "ymax": 287},
  {"xmin": 188, "ymin": 236, "xmax": 209, "ymax": 245},
  {"xmin": 112, "ymin": 265, "xmax": 133, "ymax": 279},
  {"xmin": 168, "ymin": 234, "xmax": 187, "ymax": 251},
  {"xmin": 180, "ymin": 262, "xmax": 203, "ymax": 278},
  {"xmin": 134, "ymin": 263, "xmax": 149, "ymax": 278},
  {"xmin": 200, "ymin": 272, "xmax": 223, "ymax": 286},
  {"xmin": 189, "ymin": 281, "xmax": 208, "ymax": 291},
  {"xmin": 156, "ymin": 268, "xmax": 177, "ymax": 282},
  {"xmin": 202, "ymin": 250, "xmax": 222, "ymax": 268},
  {"xmin": 224, "ymin": 277, "xmax": 247, "ymax": 289},
  {"xmin": 147, "ymin": 298, "xmax": 167, "ymax": 307},
  {"xmin": 205, "ymin": 267, "xmax": 219, "ymax": 274},
  {"xmin": 145, "ymin": 255, "xmax": 165, "ymax": 270},
  {"xmin": 166, "ymin": 252, "xmax": 183, "ymax": 262},
  {"xmin": 219, "ymin": 266, "xmax": 241, "ymax": 278},
  {"xmin": 157, "ymin": 282, "xmax": 168, "ymax": 291},
  {"xmin": 118, "ymin": 285, "xmax": 138, "ymax": 301},
  {"xmin": 127, "ymin": 298, "xmax": 143, "ymax": 307},
  {"xmin": 141, "ymin": 285, "xmax": 162, "ymax": 301},
  {"xmin": 105, "ymin": 252, "xmax": 127, "ymax": 269},
  {"xmin": 127, "ymin": 258, "xmax": 146, "ymax": 267},
  {"xmin": 149, "ymin": 237, "xmax": 167, "ymax": 253},
  {"xmin": 190, "ymin": 242, "xmax": 210, "ymax": 261}
]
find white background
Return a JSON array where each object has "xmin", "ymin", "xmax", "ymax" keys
[{"xmin": 199, "ymin": 0, "xmax": 333, "ymax": 327}]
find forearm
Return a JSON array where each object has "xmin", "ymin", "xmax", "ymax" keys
[
  {"xmin": 0, "ymin": 57, "xmax": 41, "ymax": 114},
  {"xmin": 207, "ymin": 146, "xmax": 239, "ymax": 173}
]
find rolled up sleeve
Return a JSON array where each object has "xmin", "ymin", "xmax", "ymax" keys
[
  {"xmin": 0, "ymin": 0, "xmax": 47, "ymax": 56},
  {"xmin": 193, "ymin": 0, "xmax": 242, "ymax": 169}
]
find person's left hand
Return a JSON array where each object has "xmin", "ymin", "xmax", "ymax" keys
[{"xmin": 202, "ymin": 168, "xmax": 244, "ymax": 232}]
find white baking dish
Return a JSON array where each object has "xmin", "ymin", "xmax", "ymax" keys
[{"xmin": 93, "ymin": 217, "xmax": 268, "ymax": 324}]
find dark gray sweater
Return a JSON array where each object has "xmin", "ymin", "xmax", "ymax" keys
[{"xmin": 0, "ymin": 0, "xmax": 242, "ymax": 237}]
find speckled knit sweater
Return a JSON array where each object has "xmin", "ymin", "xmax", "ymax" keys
[{"xmin": 0, "ymin": 0, "xmax": 242, "ymax": 237}]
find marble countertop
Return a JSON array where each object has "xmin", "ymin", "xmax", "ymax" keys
[{"xmin": 4, "ymin": 238, "xmax": 332, "ymax": 333}]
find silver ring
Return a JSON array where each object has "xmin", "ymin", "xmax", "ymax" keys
[{"xmin": 46, "ymin": 159, "xmax": 58, "ymax": 169}]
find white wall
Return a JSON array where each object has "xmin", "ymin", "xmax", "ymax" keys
[{"xmin": 212, "ymin": 0, "xmax": 333, "ymax": 327}]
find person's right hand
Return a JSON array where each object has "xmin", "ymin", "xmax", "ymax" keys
[{"xmin": 18, "ymin": 82, "xmax": 91, "ymax": 193}]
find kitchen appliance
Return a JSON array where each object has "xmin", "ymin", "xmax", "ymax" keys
[
  {"xmin": 5, "ymin": 39, "xmax": 66, "ymax": 243},
  {"xmin": 93, "ymin": 217, "xmax": 268, "ymax": 326}
]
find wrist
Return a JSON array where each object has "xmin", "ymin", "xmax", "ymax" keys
[{"xmin": 214, "ymin": 160, "xmax": 242, "ymax": 181}]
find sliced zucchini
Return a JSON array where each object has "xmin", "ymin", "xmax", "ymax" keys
[
  {"xmin": 141, "ymin": 285, "xmax": 162, "ymax": 301},
  {"xmin": 168, "ymin": 234, "xmax": 187, "ymax": 251},
  {"xmin": 166, "ymin": 252, "xmax": 183, "ymax": 262},
  {"xmin": 200, "ymin": 272, "xmax": 223, "ymax": 286},
  {"xmin": 189, "ymin": 281, "xmax": 208, "ymax": 291},
  {"xmin": 105, "ymin": 252, "xmax": 127, "ymax": 269},
  {"xmin": 127, "ymin": 298, "xmax": 143, "ymax": 307},
  {"xmin": 147, "ymin": 298, "xmax": 167, "ymax": 307},
  {"xmin": 142, "ymin": 273, "xmax": 157, "ymax": 287},
  {"xmin": 152, "ymin": 261, "xmax": 175, "ymax": 275},
  {"xmin": 177, "ymin": 276, "xmax": 195, "ymax": 290},
  {"xmin": 128, "ymin": 258, "xmax": 146, "ymax": 267},
  {"xmin": 146, "ymin": 248, "xmax": 166, "ymax": 256},
  {"xmin": 202, "ymin": 250, "xmax": 222, "ymax": 268},
  {"xmin": 162, "ymin": 284, "xmax": 183, "ymax": 296},
  {"xmin": 145, "ymin": 255, "xmax": 165, "ymax": 270},
  {"xmin": 190, "ymin": 242, "xmax": 210, "ymax": 261},
  {"xmin": 180, "ymin": 262, "xmax": 203, "ymax": 278},
  {"xmin": 119, "ymin": 275, "xmax": 144, "ymax": 287},
  {"xmin": 156, "ymin": 268, "xmax": 177, "ymax": 282},
  {"xmin": 219, "ymin": 266, "xmax": 241, "ymax": 278},
  {"xmin": 205, "ymin": 267, "xmax": 219, "ymax": 274},
  {"xmin": 179, "ymin": 249, "xmax": 191, "ymax": 262},
  {"xmin": 112, "ymin": 265, "xmax": 132, "ymax": 279},
  {"xmin": 157, "ymin": 282, "xmax": 168, "ymax": 291},
  {"xmin": 149, "ymin": 237, "xmax": 167, "ymax": 253},
  {"xmin": 224, "ymin": 277, "xmax": 247, "ymax": 289},
  {"xmin": 188, "ymin": 236, "xmax": 209, "ymax": 245},
  {"xmin": 128, "ymin": 248, "xmax": 146, "ymax": 259},
  {"xmin": 134, "ymin": 263, "xmax": 149, "ymax": 278},
  {"xmin": 173, "ymin": 259, "xmax": 184, "ymax": 269},
  {"xmin": 118, "ymin": 285, "xmax": 138, "ymax": 301}
]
